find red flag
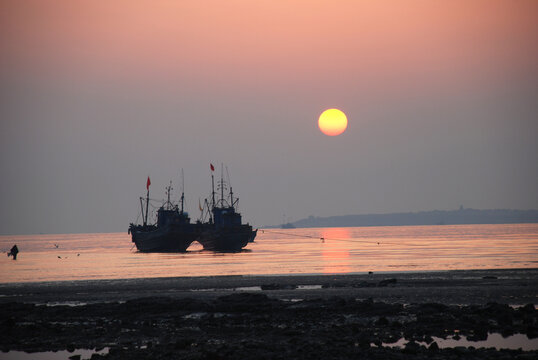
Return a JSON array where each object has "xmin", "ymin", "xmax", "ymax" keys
[
  {"xmin": 146, "ymin": 176, "xmax": 151, "ymax": 190},
  {"xmin": 210, "ymin": 163, "xmax": 215, "ymax": 172}
]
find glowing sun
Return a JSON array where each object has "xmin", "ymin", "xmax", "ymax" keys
[{"xmin": 318, "ymin": 108, "xmax": 348, "ymax": 136}]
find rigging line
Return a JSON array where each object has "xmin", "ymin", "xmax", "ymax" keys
[
  {"xmin": 323, "ymin": 238, "xmax": 400, "ymax": 246},
  {"xmin": 260, "ymin": 229, "xmax": 398, "ymax": 246}
]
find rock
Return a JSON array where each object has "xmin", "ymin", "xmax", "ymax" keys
[
  {"xmin": 356, "ymin": 332, "xmax": 372, "ymax": 349},
  {"xmin": 500, "ymin": 327, "xmax": 514, "ymax": 338},
  {"xmin": 516, "ymin": 354, "xmax": 538, "ymax": 360},
  {"xmin": 107, "ymin": 347, "xmax": 121, "ymax": 356},
  {"xmin": 384, "ymin": 334, "xmax": 400, "ymax": 344},
  {"xmin": 498, "ymin": 312, "xmax": 514, "ymax": 326},
  {"xmin": 520, "ymin": 303, "xmax": 536, "ymax": 314},
  {"xmin": 376, "ymin": 316, "xmax": 389, "ymax": 326},
  {"xmin": 214, "ymin": 292, "xmax": 284, "ymax": 313},
  {"xmin": 2, "ymin": 317, "xmax": 15, "ymax": 329},
  {"xmin": 423, "ymin": 335, "xmax": 434, "ymax": 344},
  {"xmin": 175, "ymin": 338, "xmax": 193, "ymax": 349},
  {"xmin": 468, "ymin": 329, "xmax": 488, "ymax": 341},
  {"xmin": 260, "ymin": 283, "xmax": 277, "ymax": 290},
  {"xmin": 417, "ymin": 302, "xmax": 449, "ymax": 315},
  {"xmin": 428, "ymin": 341, "xmax": 439, "ymax": 351},
  {"xmin": 357, "ymin": 339, "xmax": 370, "ymax": 349},
  {"xmin": 526, "ymin": 325, "xmax": 538, "ymax": 339},
  {"xmin": 378, "ymin": 278, "xmax": 397, "ymax": 287},
  {"xmin": 390, "ymin": 320, "xmax": 402, "ymax": 329},
  {"xmin": 373, "ymin": 338, "xmax": 382, "ymax": 347},
  {"xmin": 261, "ymin": 283, "xmax": 297, "ymax": 290},
  {"xmin": 217, "ymin": 293, "xmax": 270, "ymax": 304},
  {"xmin": 454, "ymin": 346, "xmax": 470, "ymax": 355},
  {"xmin": 403, "ymin": 340, "xmax": 420, "ymax": 354}
]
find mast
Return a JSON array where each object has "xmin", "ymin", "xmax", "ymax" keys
[
  {"xmin": 180, "ymin": 169, "xmax": 185, "ymax": 214},
  {"xmin": 211, "ymin": 172, "xmax": 215, "ymax": 209},
  {"xmin": 144, "ymin": 188, "xmax": 149, "ymax": 226},
  {"xmin": 166, "ymin": 181, "xmax": 173, "ymax": 209},
  {"xmin": 220, "ymin": 164, "xmax": 224, "ymax": 208},
  {"xmin": 144, "ymin": 176, "xmax": 151, "ymax": 226},
  {"xmin": 205, "ymin": 198, "xmax": 213, "ymax": 223},
  {"xmin": 140, "ymin": 197, "xmax": 145, "ymax": 223},
  {"xmin": 226, "ymin": 166, "xmax": 234, "ymax": 209}
]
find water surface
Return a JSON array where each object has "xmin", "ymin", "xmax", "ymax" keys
[{"xmin": 1, "ymin": 224, "xmax": 537, "ymax": 283}]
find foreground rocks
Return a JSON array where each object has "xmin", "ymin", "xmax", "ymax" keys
[{"xmin": 1, "ymin": 293, "xmax": 537, "ymax": 359}]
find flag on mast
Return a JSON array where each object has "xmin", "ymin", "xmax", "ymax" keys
[
  {"xmin": 210, "ymin": 163, "xmax": 215, "ymax": 172},
  {"xmin": 146, "ymin": 176, "xmax": 151, "ymax": 190},
  {"xmin": 199, "ymin": 198, "xmax": 203, "ymax": 212}
]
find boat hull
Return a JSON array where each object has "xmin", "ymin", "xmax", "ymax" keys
[
  {"xmin": 131, "ymin": 224, "xmax": 197, "ymax": 252},
  {"xmin": 197, "ymin": 225, "xmax": 256, "ymax": 252}
]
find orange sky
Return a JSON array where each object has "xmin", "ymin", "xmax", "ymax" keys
[{"xmin": 2, "ymin": 0, "xmax": 536, "ymax": 91}]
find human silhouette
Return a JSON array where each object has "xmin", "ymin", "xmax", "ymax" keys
[{"xmin": 7, "ymin": 245, "xmax": 19, "ymax": 260}]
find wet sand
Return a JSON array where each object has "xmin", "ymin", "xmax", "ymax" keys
[
  {"xmin": 1, "ymin": 268, "xmax": 537, "ymax": 305},
  {"xmin": 1, "ymin": 269, "xmax": 537, "ymax": 359}
]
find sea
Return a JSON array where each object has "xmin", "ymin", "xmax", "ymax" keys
[{"xmin": 1, "ymin": 223, "xmax": 537, "ymax": 284}]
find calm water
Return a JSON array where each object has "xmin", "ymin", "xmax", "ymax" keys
[{"xmin": 1, "ymin": 224, "xmax": 537, "ymax": 283}]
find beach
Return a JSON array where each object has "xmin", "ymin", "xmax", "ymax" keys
[{"xmin": 1, "ymin": 269, "xmax": 537, "ymax": 359}]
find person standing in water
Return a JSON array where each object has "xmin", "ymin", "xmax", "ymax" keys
[{"xmin": 7, "ymin": 244, "xmax": 19, "ymax": 260}]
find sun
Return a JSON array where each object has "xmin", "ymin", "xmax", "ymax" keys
[{"xmin": 318, "ymin": 108, "xmax": 348, "ymax": 136}]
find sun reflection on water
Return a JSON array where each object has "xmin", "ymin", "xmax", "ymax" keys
[{"xmin": 321, "ymin": 227, "xmax": 352, "ymax": 274}]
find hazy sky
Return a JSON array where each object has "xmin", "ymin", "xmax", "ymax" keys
[{"xmin": 1, "ymin": 0, "xmax": 537, "ymax": 235}]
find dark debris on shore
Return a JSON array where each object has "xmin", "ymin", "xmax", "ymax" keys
[{"xmin": 1, "ymin": 293, "xmax": 537, "ymax": 359}]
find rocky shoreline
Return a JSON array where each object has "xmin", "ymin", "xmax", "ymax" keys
[{"xmin": 1, "ymin": 269, "xmax": 537, "ymax": 359}]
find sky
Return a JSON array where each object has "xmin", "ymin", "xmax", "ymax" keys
[{"xmin": 1, "ymin": 0, "xmax": 537, "ymax": 235}]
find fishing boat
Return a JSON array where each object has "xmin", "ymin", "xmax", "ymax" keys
[
  {"xmin": 129, "ymin": 166, "xmax": 256, "ymax": 252},
  {"xmin": 129, "ymin": 178, "xmax": 197, "ymax": 252},
  {"xmin": 196, "ymin": 164, "xmax": 257, "ymax": 251}
]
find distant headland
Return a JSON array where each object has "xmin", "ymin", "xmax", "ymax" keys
[{"xmin": 268, "ymin": 208, "xmax": 538, "ymax": 228}]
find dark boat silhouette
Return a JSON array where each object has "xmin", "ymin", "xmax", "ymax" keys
[
  {"xmin": 196, "ymin": 164, "xmax": 257, "ymax": 251},
  {"xmin": 129, "ymin": 166, "xmax": 256, "ymax": 252},
  {"xmin": 129, "ymin": 179, "xmax": 196, "ymax": 252}
]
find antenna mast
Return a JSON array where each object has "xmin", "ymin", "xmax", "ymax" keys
[
  {"xmin": 180, "ymin": 169, "xmax": 185, "ymax": 214},
  {"xmin": 211, "ymin": 171, "xmax": 215, "ymax": 209},
  {"xmin": 165, "ymin": 181, "xmax": 173, "ymax": 209},
  {"xmin": 144, "ymin": 187, "xmax": 150, "ymax": 226},
  {"xmin": 140, "ymin": 197, "xmax": 145, "ymax": 224},
  {"xmin": 226, "ymin": 166, "xmax": 234, "ymax": 209},
  {"xmin": 220, "ymin": 164, "xmax": 225, "ymax": 208}
]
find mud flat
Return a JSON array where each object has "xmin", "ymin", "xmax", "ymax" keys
[{"xmin": 1, "ymin": 269, "xmax": 537, "ymax": 359}]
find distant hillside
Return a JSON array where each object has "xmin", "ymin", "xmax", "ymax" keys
[{"xmin": 273, "ymin": 208, "xmax": 538, "ymax": 228}]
